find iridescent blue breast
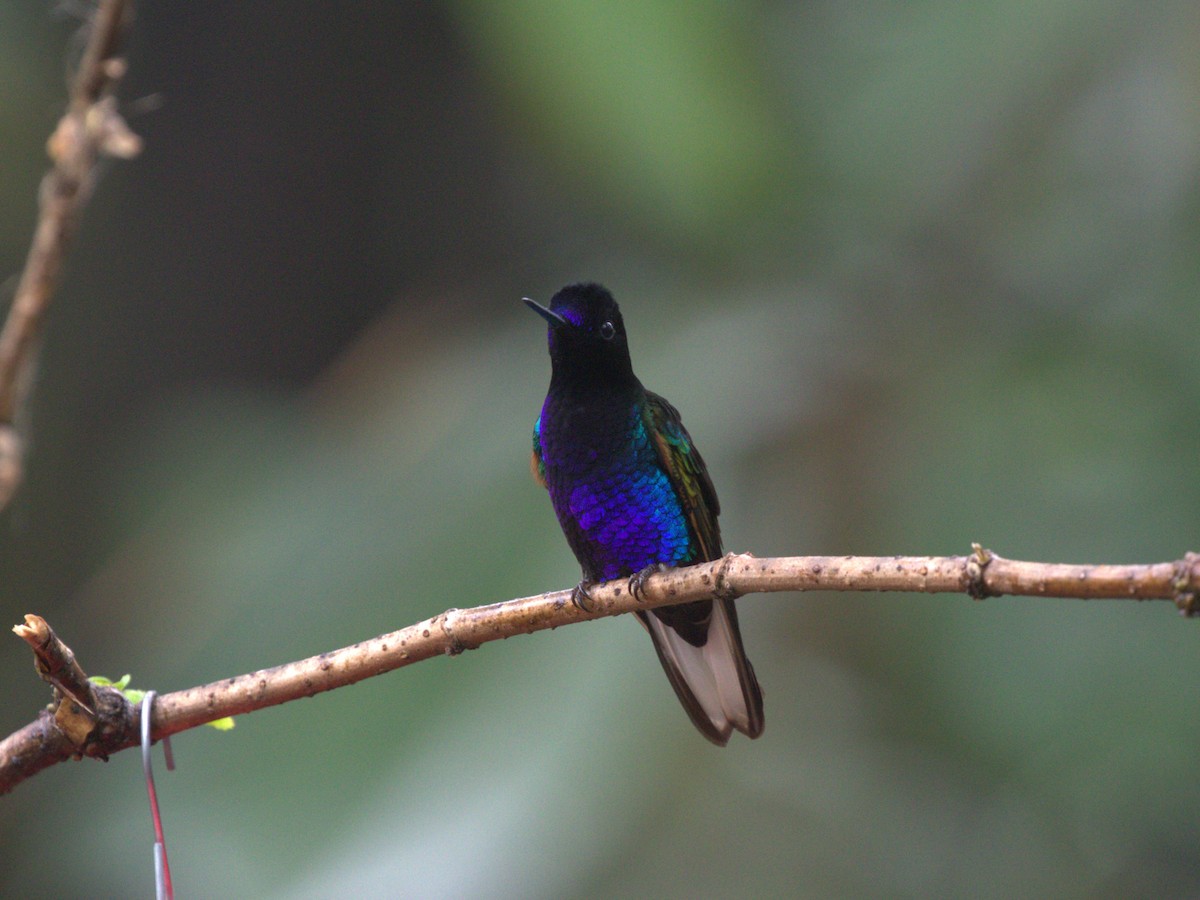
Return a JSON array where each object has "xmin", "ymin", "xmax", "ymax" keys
[{"xmin": 537, "ymin": 401, "xmax": 694, "ymax": 581}]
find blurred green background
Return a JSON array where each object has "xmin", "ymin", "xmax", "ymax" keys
[{"xmin": 2, "ymin": 1, "xmax": 1200, "ymax": 897}]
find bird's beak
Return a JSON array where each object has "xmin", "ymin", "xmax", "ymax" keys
[{"xmin": 523, "ymin": 297, "xmax": 569, "ymax": 328}]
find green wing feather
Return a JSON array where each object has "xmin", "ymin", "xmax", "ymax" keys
[
  {"xmin": 642, "ymin": 392, "xmax": 763, "ymax": 744},
  {"xmin": 644, "ymin": 391, "xmax": 722, "ymax": 561}
]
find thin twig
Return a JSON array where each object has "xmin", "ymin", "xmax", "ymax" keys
[
  {"xmin": 3, "ymin": 548, "xmax": 1197, "ymax": 795},
  {"xmin": 15, "ymin": 613, "xmax": 98, "ymax": 723},
  {"xmin": 0, "ymin": 0, "xmax": 138, "ymax": 509}
]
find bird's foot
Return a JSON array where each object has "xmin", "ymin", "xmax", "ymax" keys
[
  {"xmin": 628, "ymin": 564, "xmax": 667, "ymax": 603},
  {"xmin": 570, "ymin": 580, "xmax": 596, "ymax": 612}
]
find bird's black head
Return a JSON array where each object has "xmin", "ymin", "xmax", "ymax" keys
[{"xmin": 524, "ymin": 282, "xmax": 636, "ymax": 384}]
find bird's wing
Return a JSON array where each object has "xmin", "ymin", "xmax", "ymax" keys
[
  {"xmin": 530, "ymin": 415, "xmax": 547, "ymax": 488},
  {"xmin": 642, "ymin": 394, "xmax": 765, "ymax": 742},
  {"xmin": 644, "ymin": 391, "xmax": 721, "ymax": 560}
]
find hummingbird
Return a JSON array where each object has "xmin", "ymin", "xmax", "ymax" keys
[{"xmin": 525, "ymin": 282, "xmax": 764, "ymax": 745}]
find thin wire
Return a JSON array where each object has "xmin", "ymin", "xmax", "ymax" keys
[{"xmin": 141, "ymin": 691, "xmax": 174, "ymax": 900}]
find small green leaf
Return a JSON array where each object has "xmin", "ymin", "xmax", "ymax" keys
[{"xmin": 90, "ymin": 673, "xmax": 131, "ymax": 691}]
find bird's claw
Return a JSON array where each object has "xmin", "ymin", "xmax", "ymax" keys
[
  {"xmin": 570, "ymin": 580, "xmax": 596, "ymax": 612},
  {"xmin": 628, "ymin": 564, "xmax": 666, "ymax": 603}
]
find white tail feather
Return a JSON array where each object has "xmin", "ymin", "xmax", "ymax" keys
[{"xmin": 643, "ymin": 600, "xmax": 760, "ymax": 743}]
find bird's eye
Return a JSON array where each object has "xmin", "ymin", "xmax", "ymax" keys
[{"xmin": 599, "ymin": 321, "xmax": 616, "ymax": 340}]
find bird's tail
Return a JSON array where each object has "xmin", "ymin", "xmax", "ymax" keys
[{"xmin": 639, "ymin": 599, "xmax": 764, "ymax": 746}]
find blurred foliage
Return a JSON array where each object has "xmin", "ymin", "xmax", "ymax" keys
[{"xmin": 2, "ymin": 1, "xmax": 1200, "ymax": 897}]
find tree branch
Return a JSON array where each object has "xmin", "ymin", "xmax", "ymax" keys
[
  {"xmin": 3, "ymin": 548, "xmax": 1197, "ymax": 795},
  {"xmin": 0, "ymin": 0, "xmax": 139, "ymax": 509}
]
